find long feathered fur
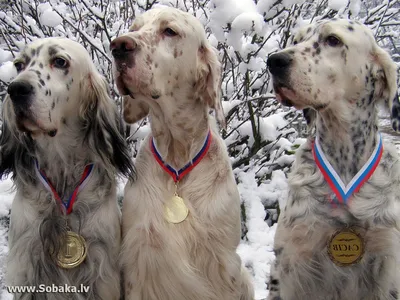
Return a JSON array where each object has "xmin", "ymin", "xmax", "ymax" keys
[
  {"xmin": 2, "ymin": 37, "xmax": 134, "ymax": 300},
  {"xmin": 111, "ymin": 7, "xmax": 254, "ymax": 300},
  {"xmin": 267, "ymin": 19, "xmax": 400, "ymax": 300}
]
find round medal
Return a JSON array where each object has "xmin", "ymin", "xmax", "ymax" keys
[
  {"xmin": 164, "ymin": 195, "xmax": 189, "ymax": 224},
  {"xmin": 56, "ymin": 231, "xmax": 87, "ymax": 269},
  {"xmin": 328, "ymin": 228, "xmax": 364, "ymax": 266}
]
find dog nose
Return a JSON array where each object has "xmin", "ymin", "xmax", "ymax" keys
[
  {"xmin": 7, "ymin": 81, "xmax": 34, "ymax": 104},
  {"xmin": 110, "ymin": 36, "xmax": 137, "ymax": 59},
  {"xmin": 267, "ymin": 52, "xmax": 293, "ymax": 76}
]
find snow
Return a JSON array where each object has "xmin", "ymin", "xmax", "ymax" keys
[
  {"xmin": 37, "ymin": 2, "xmax": 52, "ymax": 13},
  {"xmin": 208, "ymin": 34, "xmax": 219, "ymax": 48},
  {"xmin": 0, "ymin": 177, "xmax": 14, "ymax": 296},
  {"xmin": 25, "ymin": 16, "xmax": 45, "ymax": 38},
  {"xmin": 237, "ymin": 168, "xmax": 285, "ymax": 299},
  {"xmin": 1, "ymin": 290, "xmax": 12, "ymax": 300},
  {"xmin": 260, "ymin": 118, "xmax": 278, "ymax": 141},
  {"xmin": 259, "ymin": 113, "xmax": 289, "ymax": 142},
  {"xmin": 256, "ymin": 0, "xmax": 275, "ymax": 15},
  {"xmin": 222, "ymin": 99, "xmax": 242, "ymax": 116},
  {"xmin": 208, "ymin": 0, "xmax": 259, "ymax": 42},
  {"xmin": 0, "ymin": 62, "xmax": 17, "ymax": 84},
  {"xmin": 0, "ymin": 12, "xmax": 21, "ymax": 32},
  {"xmin": 0, "ymin": 180, "xmax": 14, "ymax": 217},
  {"xmin": 238, "ymin": 121, "xmax": 255, "ymax": 146},
  {"xmin": 247, "ymin": 57, "xmax": 265, "ymax": 72},
  {"xmin": 328, "ymin": 0, "xmax": 349, "ymax": 11},
  {"xmin": 0, "ymin": 50, "xmax": 12, "ymax": 64},
  {"xmin": 231, "ymin": 12, "xmax": 264, "ymax": 35},
  {"xmin": 226, "ymin": 11, "xmax": 264, "ymax": 51},
  {"xmin": 349, "ymin": 0, "xmax": 361, "ymax": 16},
  {"xmin": 40, "ymin": 9, "xmax": 63, "ymax": 28},
  {"xmin": 82, "ymin": 0, "xmax": 104, "ymax": 18}
]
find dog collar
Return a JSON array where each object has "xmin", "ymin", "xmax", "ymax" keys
[
  {"xmin": 34, "ymin": 161, "xmax": 94, "ymax": 215},
  {"xmin": 150, "ymin": 130, "xmax": 212, "ymax": 182},
  {"xmin": 312, "ymin": 133, "xmax": 383, "ymax": 205}
]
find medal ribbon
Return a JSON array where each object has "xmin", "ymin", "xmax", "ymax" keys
[
  {"xmin": 312, "ymin": 133, "xmax": 383, "ymax": 205},
  {"xmin": 34, "ymin": 162, "xmax": 94, "ymax": 214},
  {"xmin": 151, "ymin": 130, "xmax": 212, "ymax": 182}
]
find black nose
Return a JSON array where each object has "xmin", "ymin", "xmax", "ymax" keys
[
  {"xmin": 110, "ymin": 36, "xmax": 137, "ymax": 59},
  {"xmin": 7, "ymin": 81, "xmax": 34, "ymax": 105},
  {"xmin": 267, "ymin": 52, "xmax": 293, "ymax": 77}
]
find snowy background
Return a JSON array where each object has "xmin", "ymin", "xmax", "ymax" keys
[{"xmin": 0, "ymin": 0, "xmax": 399, "ymax": 299}]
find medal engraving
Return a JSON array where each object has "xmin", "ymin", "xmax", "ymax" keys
[
  {"xmin": 328, "ymin": 229, "xmax": 364, "ymax": 266},
  {"xmin": 56, "ymin": 231, "xmax": 87, "ymax": 269},
  {"xmin": 164, "ymin": 195, "xmax": 189, "ymax": 224}
]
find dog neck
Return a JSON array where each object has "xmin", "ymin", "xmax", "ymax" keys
[
  {"xmin": 315, "ymin": 100, "xmax": 379, "ymax": 185},
  {"xmin": 148, "ymin": 96, "xmax": 210, "ymax": 170},
  {"xmin": 32, "ymin": 119, "xmax": 95, "ymax": 197}
]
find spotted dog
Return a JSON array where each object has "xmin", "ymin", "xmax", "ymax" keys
[
  {"xmin": 110, "ymin": 7, "xmax": 254, "ymax": 300},
  {"xmin": 266, "ymin": 19, "xmax": 400, "ymax": 300},
  {"xmin": 1, "ymin": 38, "xmax": 134, "ymax": 300}
]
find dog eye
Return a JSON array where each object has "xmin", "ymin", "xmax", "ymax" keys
[
  {"xmin": 326, "ymin": 35, "xmax": 342, "ymax": 47},
  {"xmin": 163, "ymin": 28, "xmax": 178, "ymax": 37},
  {"xmin": 52, "ymin": 57, "xmax": 69, "ymax": 69},
  {"xmin": 14, "ymin": 61, "xmax": 25, "ymax": 73}
]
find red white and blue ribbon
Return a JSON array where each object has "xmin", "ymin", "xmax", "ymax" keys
[
  {"xmin": 150, "ymin": 130, "xmax": 212, "ymax": 182},
  {"xmin": 34, "ymin": 161, "xmax": 94, "ymax": 215},
  {"xmin": 313, "ymin": 134, "xmax": 383, "ymax": 205}
]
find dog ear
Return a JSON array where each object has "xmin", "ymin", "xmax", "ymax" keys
[
  {"xmin": 122, "ymin": 95, "xmax": 150, "ymax": 124},
  {"xmin": 81, "ymin": 71, "xmax": 135, "ymax": 178},
  {"xmin": 370, "ymin": 44, "xmax": 398, "ymax": 112},
  {"xmin": 0, "ymin": 98, "xmax": 35, "ymax": 182},
  {"xmin": 0, "ymin": 116, "xmax": 18, "ymax": 179},
  {"xmin": 196, "ymin": 44, "xmax": 226, "ymax": 129}
]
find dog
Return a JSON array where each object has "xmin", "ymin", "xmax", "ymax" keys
[
  {"xmin": 266, "ymin": 19, "xmax": 400, "ymax": 300},
  {"xmin": 110, "ymin": 6, "xmax": 254, "ymax": 300},
  {"xmin": 1, "ymin": 37, "xmax": 134, "ymax": 299}
]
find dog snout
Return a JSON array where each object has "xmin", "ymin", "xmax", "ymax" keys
[
  {"xmin": 7, "ymin": 81, "xmax": 34, "ymax": 106},
  {"xmin": 267, "ymin": 52, "xmax": 293, "ymax": 77},
  {"xmin": 110, "ymin": 36, "xmax": 137, "ymax": 59}
]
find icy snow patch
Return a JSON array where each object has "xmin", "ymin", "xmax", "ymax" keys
[
  {"xmin": 40, "ymin": 9, "xmax": 63, "ymax": 27},
  {"xmin": 0, "ymin": 62, "xmax": 17, "ymax": 84},
  {"xmin": 232, "ymin": 12, "xmax": 264, "ymax": 34},
  {"xmin": 349, "ymin": 0, "xmax": 361, "ymax": 16},
  {"xmin": 328, "ymin": 0, "xmax": 349, "ymax": 11},
  {"xmin": 0, "ymin": 50, "xmax": 12, "ymax": 64},
  {"xmin": 0, "ymin": 179, "xmax": 14, "ymax": 217}
]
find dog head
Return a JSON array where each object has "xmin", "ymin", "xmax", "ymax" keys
[
  {"xmin": 1, "ymin": 38, "xmax": 134, "ymax": 180},
  {"xmin": 267, "ymin": 19, "xmax": 398, "ymax": 124},
  {"xmin": 110, "ymin": 7, "xmax": 225, "ymax": 128},
  {"xmin": 5, "ymin": 38, "xmax": 97, "ymax": 136}
]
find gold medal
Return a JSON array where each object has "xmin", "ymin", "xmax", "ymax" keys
[
  {"xmin": 328, "ymin": 228, "xmax": 364, "ymax": 266},
  {"xmin": 164, "ymin": 194, "xmax": 189, "ymax": 224},
  {"xmin": 56, "ymin": 231, "xmax": 87, "ymax": 269}
]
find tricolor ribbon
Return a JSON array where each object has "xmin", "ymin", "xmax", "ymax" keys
[
  {"xmin": 312, "ymin": 134, "xmax": 383, "ymax": 205},
  {"xmin": 35, "ymin": 161, "xmax": 94, "ymax": 215},
  {"xmin": 150, "ymin": 130, "xmax": 212, "ymax": 182}
]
